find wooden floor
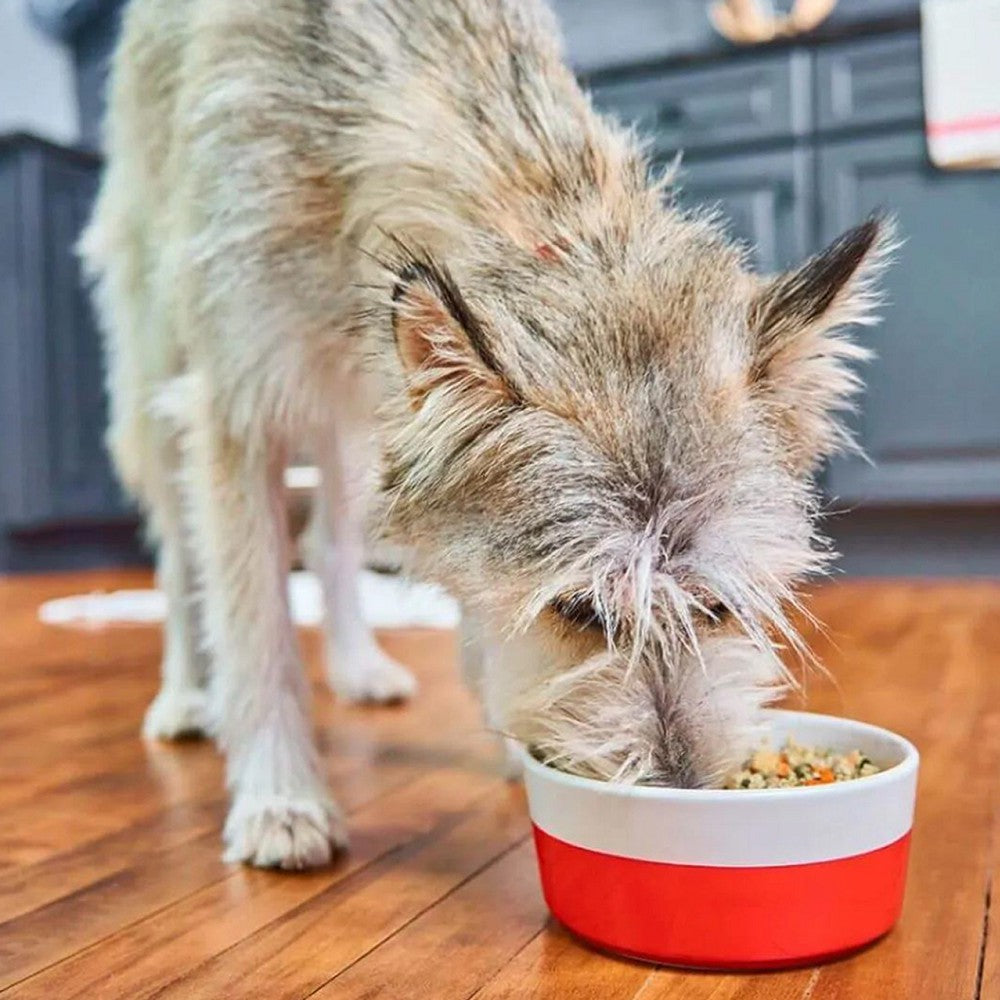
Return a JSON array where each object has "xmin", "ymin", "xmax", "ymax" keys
[{"xmin": 0, "ymin": 571, "xmax": 997, "ymax": 999}]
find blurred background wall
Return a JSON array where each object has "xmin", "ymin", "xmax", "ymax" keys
[
  {"xmin": 0, "ymin": 0, "xmax": 78, "ymax": 143},
  {"xmin": 1, "ymin": 0, "xmax": 998, "ymax": 577}
]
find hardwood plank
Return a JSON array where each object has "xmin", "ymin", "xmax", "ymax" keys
[
  {"xmin": 307, "ymin": 839, "xmax": 545, "ymax": 1000},
  {"xmin": 4, "ymin": 772, "xmax": 522, "ymax": 999},
  {"xmin": 0, "ymin": 679, "xmax": 152, "ymax": 739},
  {"xmin": 0, "ymin": 734, "xmax": 185, "ymax": 810},
  {"xmin": 0, "ymin": 738, "xmax": 464, "ymax": 933},
  {"xmin": 142, "ymin": 785, "xmax": 528, "ymax": 1000},
  {"xmin": 0, "ymin": 746, "xmax": 223, "ymax": 866},
  {"xmin": 468, "ymin": 926, "xmax": 821, "ymax": 1000},
  {"xmin": 973, "ymin": 717, "xmax": 997, "ymax": 1000},
  {"xmin": 979, "ymin": 809, "xmax": 997, "ymax": 1000},
  {"xmin": 0, "ymin": 746, "xmax": 479, "ymax": 988},
  {"xmin": 0, "ymin": 830, "xmax": 228, "ymax": 990},
  {"xmin": 0, "ymin": 799, "xmax": 225, "ymax": 924},
  {"xmin": 470, "ymin": 924, "xmax": 652, "ymax": 1000},
  {"xmin": 638, "ymin": 968, "xmax": 821, "ymax": 1000}
]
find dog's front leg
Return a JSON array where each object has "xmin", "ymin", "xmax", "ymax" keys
[
  {"xmin": 308, "ymin": 418, "xmax": 417, "ymax": 704},
  {"xmin": 184, "ymin": 409, "xmax": 345, "ymax": 868}
]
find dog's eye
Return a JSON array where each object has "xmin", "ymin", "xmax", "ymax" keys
[{"xmin": 550, "ymin": 595, "xmax": 605, "ymax": 633}]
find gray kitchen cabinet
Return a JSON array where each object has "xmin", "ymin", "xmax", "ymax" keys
[
  {"xmin": 814, "ymin": 34, "xmax": 924, "ymax": 134},
  {"xmin": 674, "ymin": 148, "xmax": 814, "ymax": 271},
  {"xmin": 591, "ymin": 52, "xmax": 811, "ymax": 157},
  {"xmin": 0, "ymin": 134, "xmax": 137, "ymax": 570},
  {"xmin": 588, "ymin": 52, "xmax": 814, "ymax": 272},
  {"xmin": 38, "ymin": 154, "xmax": 130, "ymax": 525},
  {"xmin": 819, "ymin": 130, "xmax": 1000, "ymax": 505}
]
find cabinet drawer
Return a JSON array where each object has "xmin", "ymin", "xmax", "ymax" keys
[
  {"xmin": 590, "ymin": 52, "xmax": 812, "ymax": 155},
  {"xmin": 678, "ymin": 148, "xmax": 814, "ymax": 272},
  {"xmin": 815, "ymin": 34, "xmax": 923, "ymax": 132},
  {"xmin": 0, "ymin": 137, "xmax": 132, "ymax": 532}
]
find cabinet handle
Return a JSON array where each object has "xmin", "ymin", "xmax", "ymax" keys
[
  {"xmin": 655, "ymin": 104, "xmax": 685, "ymax": 127},
  {"xmin": 775, "ymin": 181, "xmax": 794, "ymax": 208}
]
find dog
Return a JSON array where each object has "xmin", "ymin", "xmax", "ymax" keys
[{"xmin": 81, "ymin": 0, "xmax": 890, "ymax": 869}]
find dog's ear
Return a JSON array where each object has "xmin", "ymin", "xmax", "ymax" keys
[
  {"xmin": 392, "ymin": 257, "xmax": 511, "ymax": 408},
  {"xmin": 750, "ymin": 216, "xmax": 894, "ymax": 472}
]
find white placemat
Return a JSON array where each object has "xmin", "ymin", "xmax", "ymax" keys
[{"xmin": 38, "ymin": 570, "xmax": 459, "ymax": 632}]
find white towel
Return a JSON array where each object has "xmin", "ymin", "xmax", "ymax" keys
[{"xmin": 922, "ymin": 0, "xmax": 1000, "ymax": 168}]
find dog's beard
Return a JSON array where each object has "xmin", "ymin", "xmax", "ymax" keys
[{"xmin": 502, "ymin": 635, "xmax": 786, "ymax": 788}]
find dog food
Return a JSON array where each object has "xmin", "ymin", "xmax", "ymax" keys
[{"xmin": 724, "ymin": 738, "xmax": 880, "ymax": 789}]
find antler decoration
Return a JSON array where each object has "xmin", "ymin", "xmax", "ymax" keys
[{"xmin": 709, "ymin": 0, "xmax": 837, "ymax": 45}]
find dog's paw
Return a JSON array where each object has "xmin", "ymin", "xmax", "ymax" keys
[
  {"xmin": 332, "ymin": 649, "xmax": 418, "ymax": 705},
  {"xmin": 223, "ymin": 793, "xmax": 347, "ymax": 869},
  {"xmin": 142, "ymin": 685, "xmax": 210, "ymax": 740}
]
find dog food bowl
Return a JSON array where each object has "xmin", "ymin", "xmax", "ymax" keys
[{"xmin": 520, "ymin": 709, "xmax": 919, "ymax": 970}]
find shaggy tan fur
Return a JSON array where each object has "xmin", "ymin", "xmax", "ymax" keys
[{"xmin": 81, "ymin": 0, "xmax": 890, "ymax": 868}]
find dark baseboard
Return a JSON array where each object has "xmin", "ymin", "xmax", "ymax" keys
[
  {"xmin": 0, "ymin": 522, "xmax": 150, "ymax": 574},
  {"xmin": 824, "ymin": 505, "xmax": 1000, "ymax": 579}
]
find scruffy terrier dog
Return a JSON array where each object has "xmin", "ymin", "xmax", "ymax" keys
[{"xmin": 82, "ymin": 0, "xmax": 890, "ymax": 869}]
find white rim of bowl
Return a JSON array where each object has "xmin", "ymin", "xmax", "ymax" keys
[{"xmin": 517, "ymin": 708, "xmax": 919, "ymax": 803}]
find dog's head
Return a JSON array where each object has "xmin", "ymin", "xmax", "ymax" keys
[{"xmin": 376, "ymin": 211, "xmax": 891, "ymax": 786}]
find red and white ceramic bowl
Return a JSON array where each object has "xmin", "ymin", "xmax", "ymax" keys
[{"xmin": 520, "ymin": 709, "xmax": 919, "ymax": 970}]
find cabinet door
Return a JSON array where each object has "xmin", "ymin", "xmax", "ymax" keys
[
  {"xmin": 3, "ymin": 147, "xmax": 131, "ymax": 531},
  {"xmin": 819, "ymin": 131, "xmax": 1000, "ymax": 503},
  {"xmin": 676, "ymin": 148, "xmax": 814, "ymax": 272},
  {"xmin": 42, "ymin": 155, "xmax": 131, "ymax": 524},
  {"xmin": 814, "ymin": 34, "xmax": 923, "ymax": 134}
]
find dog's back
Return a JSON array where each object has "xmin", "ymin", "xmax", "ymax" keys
[{"xmin": 81, "ymin": 0, "xmax": 613, "ymax": 494}]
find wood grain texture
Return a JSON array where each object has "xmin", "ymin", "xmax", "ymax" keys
[{"xmin": 0, "ymin": 570, "xmax": 996, "ymax": 999}]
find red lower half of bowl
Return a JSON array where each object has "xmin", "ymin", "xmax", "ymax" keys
[{"xmin": 532, "ymin": 825, "xmax": 911, "ymax": 970}]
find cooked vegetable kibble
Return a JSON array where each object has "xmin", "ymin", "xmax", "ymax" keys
[{"xmin": 724, "ymin": 738, "xmax": 880, "ymax": 789}]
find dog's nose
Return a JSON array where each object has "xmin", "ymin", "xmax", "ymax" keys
[{"xmin": 648, "ymin": 723, "xmax": 700, "ymax": 788}]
